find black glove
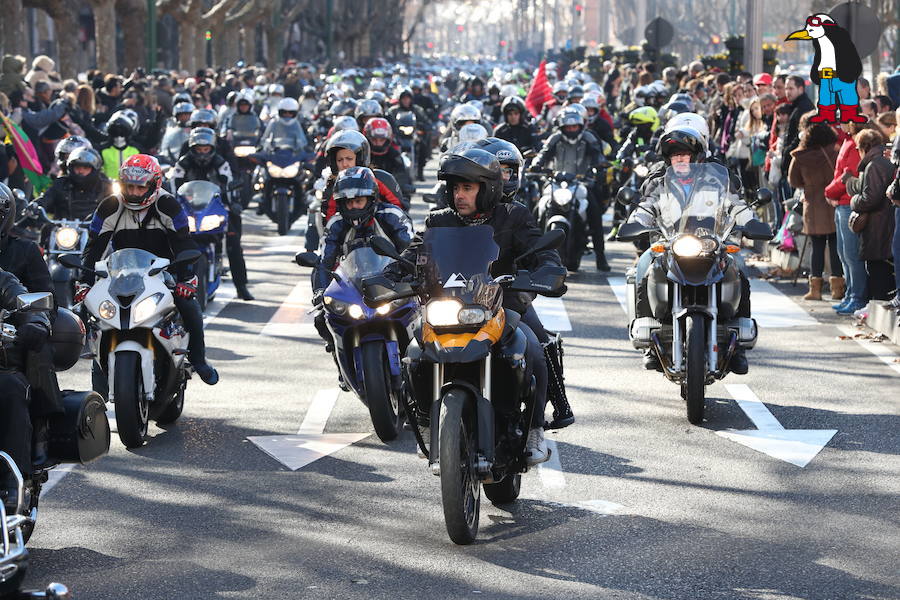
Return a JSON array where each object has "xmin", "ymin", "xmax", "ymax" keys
[
  {"xmin": 312, "ymin": 289, "xmax": 325, "ymax": 307},
  {"xmin": 19, "ymin": 321, "xmax": 50, "ymax": 352}
]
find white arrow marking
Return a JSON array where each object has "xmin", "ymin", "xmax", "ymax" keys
[
  {"xmin": 247, "ymin": 388, "xmax": 369, "ymax": 470},
  {"xmin": 260, "ymin": 281, "xmax": 317, "ymax": 338},
  {"xmin": 717, "ymin": 384, "xmax": 837, "ymax": 468},
  {"xmin": 532, "ymin": 296, "xmax": 572, "ymax": 332}
]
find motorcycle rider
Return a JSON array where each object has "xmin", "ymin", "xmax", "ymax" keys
[
  {"xmin": 627, "ymin": 127, "xmax": 754, "ymax": 374},
  {"xmin": 77, "ymin": 154, "xmax": 219, "ymax": 385},
  {"xmin": 493, "ymin": 96, "xmax": 539, "ymax": 154},
  {"xmin": 532, "ymin": 107, "xmax": 611, "ymax": 272},
  {"xmin": 99, "ymin": 112, "xmax": 141, "ymax": 181},
  {"xmin": 387, "ymin": 147, "xmax": 568, "ymax": 464},
  {"xmin": 354, "ymin": 99, "xmax": 383, "ymax": 131},
  {"xmin": 54, "ymin": 135, "xmax": 92, "ymax": 177},
  {"xmin": 364, "ymin": 117, "xmax": 413, "ymax": 194},
  {"xmin": 309, "ymin": 166, "xmax": 413, "ymax": 373},
  {"xmin": 38, "ymin": 147, "xmax": 112, "ymax": 221},
  {"xmin": 260, "ymin": 97, "xmax": 309, "ymax": 153},
  {"xmin": 223, "ymin": 91, "xmax": 262, "ymax": 144},
  {"xmin": 0, "ymin": 185, "xmax": 53, "ymax": 510},
  {"xmin": 259, "ymin": 83, "xmax": 286, "ymax": 122},
  {"xmin": 386, "ymin": 88, "xmax": 429, "ymax": 181},
  {"xmin": 172, "ymin": 127, "xmax": 254, "ymax": 301}
]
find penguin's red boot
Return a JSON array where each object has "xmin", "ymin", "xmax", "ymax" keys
[
  {"xmin": 810, "ymin": 104, "xmax": 837, "ymax": 123},
  {"xmin": 839, "ymin": 104, "xmax": 868, "ymax": 123}
]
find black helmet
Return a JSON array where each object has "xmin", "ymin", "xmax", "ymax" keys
[
  {"xmin": 173, "ymin": 91, "xmax": 192, "ymax": 105},
  {"xmin": 55, "ymin": 136, "xmax": 91, "ymax": 175},
  {"xmin": 49, "ymin": 307, "xmax": 86, "ymax": 371},
  {"xmin": 188, "ymin": 127, "xmax": 217, "ymax": 166},
  {"xmin": 568, "ymin": 85, "xmax": 584, "ymax": 100},
  {"xmin": 438, "ymin": 148, "xmax": 502, "ymax": 214},
  {"xmin": 658, "ymin": 127, "xmax": 706, "ymax": 164},
  {"xmin": 354, "ymin": 99, "xmax": 382, "ymax": 123},
  {"xmin": 557, "ymin": 106, "xmax": 585, "ymax": 142},
  {"xmin": 67, "ymin": 147, "xmax": 103, "ymax": 190},
  {"xmin": 329, "ymin": 98, "xmax": 358, "ymax": 117},
  {"xmin": 189, "ymin": 108, "xmax": 218, "ymax": 129},
  {"xmin": 475, "ymin": 137, "xmax": 523, "ymax": 199},
  {"xmin": 226, "ymin": 91, "xmax": 239, "ymax": 105},
  {"xmin": 501, "ymin": 95, "xmax": 526, "ymax": 116},
  {"xmin": 333, "ymin": 166, "xmax": 378, "ymax": 228},
  {"xmin": 106, "ymin": 114, "xmax": 134, "ymax": 140},
  {"xmin": 0, "ymin": 182, "xmax": 15, "ymax": 238},
  {"xmin": 394, "ymin": 87, "xmax": 413, "ymax": 102},
  {"xmin": 325, "ymin": 130, "xmax": 371, "ymax": 173}
]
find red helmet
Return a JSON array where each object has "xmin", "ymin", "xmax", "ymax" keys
[
  {"xmin": 363, "ymin": 117, "xmax": 393, "ymax": 156},
  {"xmin": 119, "ymin": 154, "xmax": 163, "ymax": 210}
]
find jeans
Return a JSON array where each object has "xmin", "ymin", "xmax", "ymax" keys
[
  {"xmin": 834, "ymin": 204, "xmax": 868, "ymax": 303},
  {"xmin": 893, "ymin": 206, "xmax": 900, "ymax": 292},
  {"xmin": 817, "ymin": 77, "xmax": 859, "ymax": 106}
]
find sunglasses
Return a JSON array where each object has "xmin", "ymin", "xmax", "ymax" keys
[{"xmin": 806, "ymin": 16, "xmax": 834, "ymax": 27}]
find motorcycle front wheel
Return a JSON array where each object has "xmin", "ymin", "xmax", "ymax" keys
[
  {"xmin": 276, "ymin": 193, "xmax": 291, "ymax": 236},
  {"xmin": 683, "ymin": 314, "xmax": 707, "ymax": 425},
  {"xmin": 361, "ymin": 341, "xmax": 400, "ymax": 442},
  {"xmin": 114, "ymin": 351, "xmax": 149, "ymax": 448},
  {"xmin": 439, "ymin": 389, "xmax": 480, "ymax": 545}
]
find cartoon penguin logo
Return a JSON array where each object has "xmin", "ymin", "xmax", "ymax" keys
[{"xmin": 786, "ymin": 13, "xmax": 865, "ymax": 124}]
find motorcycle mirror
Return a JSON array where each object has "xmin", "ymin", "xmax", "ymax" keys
[
  {"xmin": 754, "ymin": 188, "xmax": 773, "ymax": 207},
  {"xmin": 514, "ymin": 229, "xmax": 565, "ymax": 263},
  {"xmin": 294, "ymin": 251, "xmax": 319, "ymax": 268},
  {"xmin": 370, "ymin": 236, "xmax": 402, "ymax": 260},
  {"xmin": 616, "ymin": 221, "xmax": 654, "ymax": 242},
  {"xmin": 616, "ymin": 187, "xmax": 639, "ymax": 207},
  {"xmin": 58, "ymin": 254, "xmax": 82, "ymax": 269},
  {"xmin": 742, "ymin": 219, "xmax": 774, "ymax": 241},
  {"xmin": 16, "ymin": 291, "xmax": 53, "ymax": 312}
]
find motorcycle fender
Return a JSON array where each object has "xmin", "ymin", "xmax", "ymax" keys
[
  {"xmin": 108, "ymin": 342, "xmax": 154, "ymax": 403},
  {"xmin": 437, "ymin": 380, "xmax": 495, "ymax": 464},
  {"xmin": 647, "ymin": 261, "xmax": 670, "ymax": 321},
  {"xmin": 545, "ymin": 215, "xmax": 570, "ymax": 232},
  {"xmin": 49, "ymin": 260, "xmax": 74, "ymax": 283}
]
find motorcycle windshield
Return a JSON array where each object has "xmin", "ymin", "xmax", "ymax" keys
[
  {"xmin": 336, "ymin": 246, "xmax": 395, "ymax": 289},
  {"xmin": 106, "ymin": 249, "xmax": 157, "ymax": 300},
  {"xmin": 421, "ymin": 226, "xmax": 501, "ymax": 306},
  {"xmin": 161, "ymin": 127, "xmax": 188, "ymax": 156},
  {"xmin": 658, "ymin": 163, "xmax": 735, "ymax": 239},
  {"xmin": 177, "ymin": 180, "xmax": 220, "ymax": 211}
]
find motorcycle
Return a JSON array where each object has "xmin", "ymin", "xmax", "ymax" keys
[
  {"xmin": 1, "ymin": 453, "xmax": 73, "ymax": 599},
  {"xmin": 175, "ymin": 181, "xmax": 229, "ymax": 312},
  {"xmin": 251, "ymin": 144, "xmax": 308, "ymax": 236},
  {"xmin": 394, "ymin": 111, "xmax": 417, "ymax": 184},
  {"xmin": 363, "ymin": 227, "xmax": 566, "ymax": 544},
  {"xmin": 616, "ymin": 163, "xmax": 773, "ymax": 424},
  {"xmin": 24, "ymin": 205, "xmax": 90, "ymax": 309},
  {"xmin": 295, "ymin": 240, "xmax": 418, "ymax": 442},
  {"xmin": 1, "ymin": 292, "xmax": 109, "ymax": 544},
  {"xmin": 60, "ymin": 248, "xmax": 201, "ymax": 448},
  {"xmin": 534, "ymin": 170, "xmax": 590, "ymax": 272},
  {"xmin": 231, "ymin": 131, "xmax": 259, "ymax": 209}
]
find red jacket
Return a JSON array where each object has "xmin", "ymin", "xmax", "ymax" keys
[{"xmin": 824, "ymin": 137, "xmax": 861, "ymax": 206}]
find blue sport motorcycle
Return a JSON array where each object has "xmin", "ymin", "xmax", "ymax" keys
[
  {"xmin": 297, "ymin": 241, "xmax": 418, "ymax": 441},
  {"xmin": 176, "ymin": 180, "xmax": 229, "ymax": 311}
]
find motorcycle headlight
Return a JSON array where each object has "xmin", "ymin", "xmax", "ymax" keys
[
  {"xmin": 268, "ymin": 162, "xmax": 299, "ymax": 178},
  {"xmin": 375, "ymin": 298, "xmax": 409, "ymax": 315},
  {"xmin": 347, "ymin": 304, "xmax": 365, "ymax": 319},
  {"xmin": 54, "ymin": 226, "xmax": 80, "ymax": 250},
  {"xmin": 234, "ymin": 145, "xmax": 255, "ymax": 157},
  {"xmin": 634, "ymin": 164, "xmax": 649, "ymax": 178},
  {"xmin": 426, "ymin": 299, "xmax": 462, "ymax": 326},
  {"xmin": 132, "ymin": 293, "xmax": 163, "ymax": 323},
  {"xmin": 552, "ymin": 188, "xmax": 573, "ymax": 206},
  {"xmin": 399, "ymin": 125, "xmax": 415, "ymax": 135},
  {"xmin": 458, "ymin": 307, "xmax": 489, "ymax": 325},
  {"xmin": 323, "ymin": 295, "xmax": 347, "ymax": 316},
  {"xmin": 187, "ymin": 216, "xmax": 197, "ymax": 232},
  {"xmin": 199, "ymin": 214, "xmax": 226, "ymax": 231},
  {"xmin": 98, "ymin": 299, "xmax": 117, "ymax": 320},
  {"xmin": 672, "ymin": 235, "xmax": 703, "ymax": 257}
]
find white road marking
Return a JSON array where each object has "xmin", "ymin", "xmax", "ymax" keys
[
  {"xmin": 532, "ymin": 296, "xmax": 572, "ymax": 332},
  {"xmin": 607, "ymin": 276, "xmax": 629, "ymax": 314},
  {"xmin": 837, "ymin": 325, "xmax": 900, "ymax": 376},
  {"xmin": 41, "ymin": 464, "xmax": 76, "ymax": 495},
  {"xmin": 260, "ymin": 281, "xmax": 316, "ymax": 337},
  {"xmin": 247, "ymin": 388, "xmax": 369, "ymax": 470},
  {"xmin": 717, "ymin": 384, "xmax": 837, "ymax": 468},
  {"xmin": 203, "ymin": 281, "xmax": 236, "ymax": 326},
  {"xmin": 536, "ymin": 439, "xmax": 566, "ymax": 489}
]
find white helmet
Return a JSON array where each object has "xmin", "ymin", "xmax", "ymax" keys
[
  {"xmin": 268, "ymin": 83, "xmax": 285, "ymax": 96},
  {"xmin": 664, "ymin": 112, "xmax": 710, "ymax": 146},
  {"xmin": 277, "ymin": 97, "xmax": 300, "ymax": 113},
  {"xmin": 450, "ymin": 103, "xmax": 482, "ymax": 131}
]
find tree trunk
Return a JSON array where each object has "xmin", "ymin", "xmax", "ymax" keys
[
  {"xmin": 117, "ymin": 0, "xmax": 148, "ymax": 73},
  {"xmin": 0, "ymin": 0, "xmax": 27, "ymax": 57},
  {"xmin": 22, "ymin": 0, "xmax": 81, "ymax": 79},
  {"xmin": 88, "ymin": 0, "xmax": 118, "ymax": 74},
  {"xmin": 178, "ymin": 20, "xmax": 197, "ymax": 73}
]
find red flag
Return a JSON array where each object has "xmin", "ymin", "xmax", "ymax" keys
[{"xmin": 525, "ymin": 60, "xmax": 553, "ymax": 117}]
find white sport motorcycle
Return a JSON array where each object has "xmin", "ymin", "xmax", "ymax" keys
[{"xmin": 62, "ymin": 248, "xmax": 201, "ymax": 448}]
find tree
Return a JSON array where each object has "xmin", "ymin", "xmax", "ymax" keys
[
  {"xmin": 0, "ymin": 0, "xmax": 27, "ymax": 57},
  {"xmin": 117, "ymin": 0, "xmax": 148, "ymax": 72},
  {"xmin": 87, "ymin": 0, "xmax": 118, "ymax": 74},
  {"xmin": 157, "ymin": 0, "xmax": 204, "ymax": 73},
  {"xmin": 21, "ymin": 0, "xmax": 80, "ymax": 79}
]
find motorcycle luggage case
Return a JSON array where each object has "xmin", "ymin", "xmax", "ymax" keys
[{"xmin": 48, "ymin": 390, "xmax": 110, "ymax": 464}]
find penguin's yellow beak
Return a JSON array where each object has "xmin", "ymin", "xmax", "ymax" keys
[{"xmin": 786, "ymin": 29, "xmax": 812, "ymax": 41}]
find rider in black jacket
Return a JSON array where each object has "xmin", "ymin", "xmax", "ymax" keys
[
  {"xmin": 38, "ymin": 147, "xmax": 113, "ymax": 220},
  {"xmin": 493, "ymin": 96, "xmax": 539, "ymax": 154}
]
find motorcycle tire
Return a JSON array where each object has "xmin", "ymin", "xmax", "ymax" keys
[
  {"xmin": 483, "ymin": 473, "xmax": 521, "ymax": 505},
  {"xmin": 195, "ymin": 254, "xmax": 208, "ymax": 313},
  {"xmin": 439, "ymin": 389, "xmax": 480, "ymax": 545},
  {"xmin": 684, "ymin": 314, "xmax": 707, "ymax": 425},
  {"xmin": 156, "ymin": 382, "xmax": 185, "ymax": 426},
  {"xmin": 361, "ymin": 341, "xmax": 400, "ymax": 442},
  {"xmin": 114, "ymin": 351, "xmax": 149, "ymax": 448},
  {"xmin": 276, "ymin": 193, "xmax": 291, "ymax": 236}
]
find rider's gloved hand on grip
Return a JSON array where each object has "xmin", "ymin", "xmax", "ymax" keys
[
  {"xmin": 175, "ymin": 275, "xmax": 199, "ymax": 299},
  {"xmin": 312, "ymin": 289, "xmax": 325, "ymax": 307},
  {"xmin": 74, "ymin": 283, "xmax": 91, "ymax": 304},
  {"xmin": 19, "ymin": 321, "xmax": 50, "ymax": 352}
]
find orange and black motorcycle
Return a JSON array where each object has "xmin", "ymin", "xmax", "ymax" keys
[{"xmin": 365, "ymin": 226, "xmax": 565, "ymax": 544}]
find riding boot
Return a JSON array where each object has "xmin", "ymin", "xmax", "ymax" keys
[{"xmin": 543, "ymin": 340, "xmax": 574, "ymax": 429}]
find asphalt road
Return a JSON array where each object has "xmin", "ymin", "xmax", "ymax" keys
[{"xmin": 25, "ymin": 162, "xmax": 900, "ymax": 600}]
